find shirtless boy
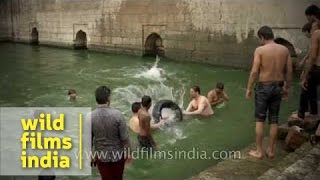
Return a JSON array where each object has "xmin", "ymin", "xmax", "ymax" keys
[
  {"xmin": 184, "ymin": 86, "xmax": 214, "ymax": 116},
  {"xmin": 246, "ymin": 26, "xmax": 292, "ymax": 159}
]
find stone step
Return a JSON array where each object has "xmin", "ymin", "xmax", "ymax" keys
[
  {"xmin": 190, "ymin": 138, "xmax": 314, "ymax": 180},
  {"xmin": 287, "ymin": 117, "xmax": 320, "ymax": 133},
  {"xmin": 303, "ymin": 165, "xmax": 320, "ymax": 180},
  {"xmin": 191, "ymin": 117, "xmax": 319, "ymax": 180},
  {"xmin": 258, "ymin": 144, "xmax": 320, "ymax": 180},
  {"xmin": 276, "ymin": 144, "xmax": 320, "ymax": 180},
  {"xmin": 257, "ymin": 143, "xmax": 313, "ymax": 180}
]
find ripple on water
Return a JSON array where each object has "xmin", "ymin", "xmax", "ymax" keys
[
  {"xmin": 163, "ymin": 126, "xmax": 187, "ymax": 145},
  {"xmin": 134, "ymin": 66, "xmax": 167, "ymax": 82},
  {"xmin": 189, "ymin": 118, "xmax": 205, "ymax": 125},
  {"xmin": 24, "ymin": 94, "xmax": 66, "ymax": 106},
  {"xmin": 113, "ymin": 84, "xmax": 185, "ymax": 107}
]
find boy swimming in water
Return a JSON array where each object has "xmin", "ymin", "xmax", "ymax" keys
[
  {"xmin": 207, "ymin": 82, "xmax": 229, "ymax": 107},
  {"xmin": 68, "ymin": 89, "xmax": 77, "ymax": 101},
  {"xmin": 183, "ymin": 86, "xmax": 214, "ymax": 116}
]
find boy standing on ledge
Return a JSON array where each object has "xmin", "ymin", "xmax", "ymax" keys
[{"xmin": 246, "ymin": 26, "xmax": 292, "ymax": 159}]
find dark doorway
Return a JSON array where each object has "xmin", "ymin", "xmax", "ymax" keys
[
  {"xmin": 144, "ymin": 33, "xmax": 164, "ymax": 57},
  {"xmin": 74, "ymin": 30, "xmax": 87, "ymax": 49},
  {"xmin": 30, "ymin": 27, "xmax": 39, "ymax": 45},
  {"xmin": 274, "ymin": 38, "xmax": 297, "ymax": 57}
]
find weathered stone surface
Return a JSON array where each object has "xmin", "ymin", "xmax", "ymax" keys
[
  {"xmin": 316, "ymin": 124, "xmax": 320, "ymax": 137},
  {"xmin": 285, "ymin": 127, "xmax": 308, "ymax": 151},
  {"xmin": 256, "ymin": 144, "xmax": 320, "ymax": 180},
  {"xmin": 0, "ymin": 0, "xmax": 317, "ymax": 67},
  {"xmin": 304, "ymin": 165, "xmax": 320, "ymax": 180},
  {"xmin": 288, "ymin": 117, "xmax": 304, "ymax": 128},
  {"xmin": 257, "ymin": 168, "xmax": 281, "ymax": 180},
  {"xmin": 277, "ymin": 146, "xmax": 320, "ymax": 180},
  {"xmin": 273, "ymin": 143, "xmax": 312, "ymax": 173},
  {"xmin": 303, "ymin": 117, "xmax": 320, "ymax": 132},
  {"xmin": 191, "ymin": 139, "xmax": 319, "ymax": 180},
  {"xmin": 190, "ymin": 138, "xmax": 293, "ymax": 180},
  {"xmin": 192, "ymin": 119, "xmax": 319, "ymax": 180}
]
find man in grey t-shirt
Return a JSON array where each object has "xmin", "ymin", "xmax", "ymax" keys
[{"xmin": 91, "ymin": 86, "xmax": 131, "ymax": 180}]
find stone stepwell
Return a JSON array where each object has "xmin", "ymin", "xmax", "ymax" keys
[{"xmin": 191, "ymin": 117, "xmax": 320, "ymax": 180}]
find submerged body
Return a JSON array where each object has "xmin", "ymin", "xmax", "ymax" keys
[
  {"xmin": 186, "ymin": 96, "xmax": 214, "ymax": 116},
  {"xmin": 183, "ymin": 86, "xmax": 214, "ymax": 117},
  {"xmin": 207, "ymin": 83, "xmax": 229, "ymax": 107}
]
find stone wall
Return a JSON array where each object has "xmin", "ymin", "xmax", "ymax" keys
[
  {"xmin": 0, "ymin": 0, "xmax": 319, "ymax": 67},
  {"xmin": 0, "ymin": 0, "xmax": 12, "ymax": 41}
]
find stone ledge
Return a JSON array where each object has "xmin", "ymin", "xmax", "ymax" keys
[
  {"xmin": 258, "ymin": 143, "xmax": 312, "ymax": 180},
  {"xmin": 277, "ymin": 145, "xmax": 320, "ymax": 180},
  {"xmin": 190, "ymin": 138, "xmax": 306, "ymax": 180}
]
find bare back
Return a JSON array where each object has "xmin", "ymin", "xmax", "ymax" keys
[
  {"xmin": 137, "ymin": 108, "xmax": 151, "ymax": 137},
  {"xmin": 129, "ymin": 115, "xmax": 140, "ymax": 134},
  {"xmin": 257, "ymin": 43, "xmax": 290, "ymax": 82}
]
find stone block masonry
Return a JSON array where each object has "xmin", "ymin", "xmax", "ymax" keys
[{"xmin": 0, "ymin": 0, "xmax": 319, "ymax": 67}]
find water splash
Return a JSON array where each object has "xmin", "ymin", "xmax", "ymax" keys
[
  {"xmin": 160, "ymin": 108, "xmax": 177, "ymax": 124},
  {"xmin": 134, "ymin": 55, "xmax": 166, "ymax": 81},
  {"xmin": 113, "ymin": 83, "xmax": 185, "ymax": 111},
  {"xmin": 115, "ymin": 56, "xmax": 180, "ymax": 102},
  {"xmin": 113, "ymin": 82, "xmax": 187, "ymax": 145},
  {"xmin": 154, "ymin": 55, "xmax": 160, "ymax": 67},
  {"xmin": 165, "ymin": 127, "xmax": 187, "ymax": 144},
  {"xmin": 216, "ymin": 102, "xmax": 226, "ymax": 109},
  {"xmin": 112, "ymin": 55, "xmax": 188, "ymax": 145}
]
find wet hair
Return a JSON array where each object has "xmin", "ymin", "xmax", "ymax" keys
[
  {"xmin": 302, "ymin": 22, "xmax": 312, "ymax": 33},
  {"xmin": 141, "ymin": 96, "xmax": 152, "ymax": 107},
  {"xmin": 95, "ymin": 86, "xmax": 111, "ymax": 104},
  {"xmin": 305, "ymin": 5, "xmax": 319, "ymax": 16},
  {"xmin": 216, "ymin": 82, "xmax": 224, "ymax": 90},
  {"xmin": 68, "ymin": 89, "xmax": 76, "ymax": 95},
  {"xmin": 131, "ymin": 102, "xmax": 141, "ymax": 113},
  {"xmin": 191, "ymin": 86, "xmax": 201, "ymax": 94},
  {"xmin": 257, "ymin": 26, "xmax": 274, "ymax": 40}
]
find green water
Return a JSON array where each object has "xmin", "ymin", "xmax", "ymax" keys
[{"xmin": 0, "ymin": 43, "xmax": 299, "ymax": 180}]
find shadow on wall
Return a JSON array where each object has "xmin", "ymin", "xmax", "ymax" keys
[
  {"xmin": 143, "ymin": 33, "xmax": 165, "ymax": 57},
  {"xmin": 274, "ymin": 37, "xmax": 297, "ymax": 57},
  {"xmin": 74, "ymin": 30, "xmax": 87, "ymax": 49},
  {"xmin": 30, "ymin": 27, "xmax": 39, "ymax": 45}
]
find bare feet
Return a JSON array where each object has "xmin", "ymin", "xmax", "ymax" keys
[
  {"xmin": 266, "ymin": 149, "xmax": 275, "ymax": 160},
  {"xmin": 248, "ymin": 150, "xmax": 263, "ymax": 159}
]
